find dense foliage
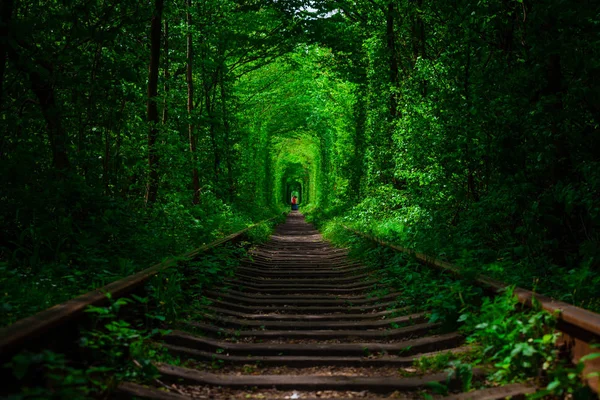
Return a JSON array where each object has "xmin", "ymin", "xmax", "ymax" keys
[
  {"xmin": 1, "ymin": 0, "xmax": 599, "ymax": 325},
  {"xmin": 302, "ymin": 0, "xmax": 600, "ymax": 310}
]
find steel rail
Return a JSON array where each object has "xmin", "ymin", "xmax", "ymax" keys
[
  {"xmin": 0, "ymin": 216, "xmax": 279, "ymax": 360},
  {"xmin": 343, "ymin": 225, "xmax": 600, "ymax": 391}
]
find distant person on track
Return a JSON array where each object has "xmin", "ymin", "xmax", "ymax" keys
[{"xmin": 291, "ymin": 195, "xmax": 298, "ymax": 211}]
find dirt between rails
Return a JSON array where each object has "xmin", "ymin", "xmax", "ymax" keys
[
  {"xmin": 233, "ymin": 276, "xmax": 372, "ymax": 282},
  {"xmin": 169, "ymin": 385, "xmax": 425, "ymax": 399},
  {"xmin": 219, "ymin": 294, "xmax": 381, "ymax": 299},
  {"xmin": 184, "ymin": 312, "xmax": 413, "ymax": 321},
  {"xmin": 210, "ymin": 309, "xmax": 410, "ymax": 317},
  {"xmin": 244, "ymin": 310, "xmax": 409, "ymax": 317},
  {"xmin": 222, "ymin": 335, "xmax": 432, "ymax": 344},
  {"xmin": 193, "ymin": 305, "xmax": 409, "ymax": 316},
  {"xmin": 180, "ymin": 362, "xmax": 424, "ymax": 378}
]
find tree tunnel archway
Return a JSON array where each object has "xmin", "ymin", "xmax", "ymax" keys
[
  {"xmin": 280, "ymin": 161, "xmax": 308, "ymax": 206},
  {"xmin": 286, "ymin": 181, "xmax": 303, "ymax": 205},
  {"xmin": 236, "ymin": 47, "xmax": 355, "ymax": 213},
  {"xmin": 272, "ymin": 136, "xmax": 320, "ymax": 210}
]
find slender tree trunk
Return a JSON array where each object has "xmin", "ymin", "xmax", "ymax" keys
[
  {"xmin": 187, "ymin": 0, "xmax": 200, "ymax": 205},
  {"xmin": 376, "ymin": 2, "xmax": 399, "ymax": 187},
  {"xmin": 86, "ymin": 43, "xmax": 102, "ymax": 181},
  {"xmin": 350, "ymin": 85, "xmax": 367, "ymax": 202},
  {"xmin": 0, "ymin": 0, "xmax": 14, "ymax": 108},
  {"xmin": 417, "ymin": 0, "xmax": 427, "ymax": 96},
  {"xmin": 546, "ymin": 54, "xmax": 569, "ymax": 180},
  {"xmin": 199, "ymin": 38, "xmax": 220, "ymax": 192},
  {"xmin": 30, "ymin": 68, "xmax": 70, "ymax": 172},
  {"xmin": 115, "ymin": 98, "xmax": 126, "ymax": 196},
  {"xmin": 219, "ymin": 70, "xmax": 234, "ymax": 202},
  {"xmin": 386, "ymin": 2, "xmax": 398, "ymax": 119},
  {"xmin": 145, "ymin": 0, "xmax": 164, "ymax": 206},
  {"xmin": 162, "ymin": 20, "xmax": 169, "ymax": 124},
  {"xmin": 463, "ymin": 41, "xmax": 479, "ymax": 202},
  {"xmin": 104, "ymin": 128, "xmax": 110, "ymax": 194},
  {"xmin": 4, "ymin": 1, "xmax": 69, "ymax": 172},
  {"xmin": 205, "ymin": 84, "xmax": 219, "ymax": 185}
]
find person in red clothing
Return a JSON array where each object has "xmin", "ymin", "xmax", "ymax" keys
[{"xmin": 291, "ymin": 195, "xmax": 298, "ymax": 210}]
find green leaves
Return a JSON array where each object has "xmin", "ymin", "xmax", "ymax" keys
[{"xmin": 465, "ymin": 288, "xmax": 560, "ymax": 382}]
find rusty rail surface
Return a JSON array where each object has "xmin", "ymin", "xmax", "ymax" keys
[
  {"xmin": 343, "ymin": 225, "xmax": 600, "ymax": 391},
  {"xmin": 0, "ymin": 216, "xmax": 279, "ymax": 360}
]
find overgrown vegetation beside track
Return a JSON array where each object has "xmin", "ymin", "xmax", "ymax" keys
[
  {"xmin": 320, "ymin": 227, "xmax": 600, "ymax": 398},
  {"xmin": 0, "ymin": 213, "xmax": 281, "ymax": 327},
  {"xmin": 311, "ymin": 213, "xmax": 600, "ymax": 314},
  {"xmin": 4, "ymin": 236, "xmax": 268, "ymax": 399}
]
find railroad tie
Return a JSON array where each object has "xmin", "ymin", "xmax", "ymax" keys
[{"xmin": 118, "ymin": 211, "xmax": 536, "ymax": 399}]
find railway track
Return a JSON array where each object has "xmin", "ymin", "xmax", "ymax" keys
[{"xmin": 1, "ymin": 212, "xmax": 599, "ymax": 399}]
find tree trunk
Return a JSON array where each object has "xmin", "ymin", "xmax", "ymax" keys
[
  {"xmin": 30, "ymin": 68, "xmax": 70, "ymax": 172},
  {"xmin": 145, "ymin": 0, "xmax": 164, "ymax": 206},
  {"xmin": 219, "ymin": 70, "xmax": 234, "ymax": 202},
  {"xmin": 463, "ymin": 41, "xmax": 479, "ymax": 202},
  {"xmin": 4, "ymin": 1, "xmax": 69, "ymax": 173},
  {"xmin": 115, "ymin": 98, "xmax": 126, "ymax": 196},
  {"xmin": 386, "ymin": 2, "xmax": 398, "ymax": 119},
  {"xmin": 0, "ymin": 0, "xmax": 14, "ymax": 108},
  {"xmin": 187, "ymin": 0, "xmax": 200, "ymax": 205},
  {"xmin": 350, "ymin": 85, "xmax": 367, "ymax": 202},
  {"xmin": 546, "ymin": 54, "xmax": 569, "ymax": 180},
  {"xmin": 104, "ymin": 128, "xmax": 110, "ymax": 195},
  {"xmin": 162, "ymin": 20, "xmax": 169, "ymax": 125},
  {"xmin": 205, "ymin": 84, "xmax": 220, "ymax": 186},
  {"xmin": 417, "ymin": 0, "xmax": 427, "ymax": 96}
]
